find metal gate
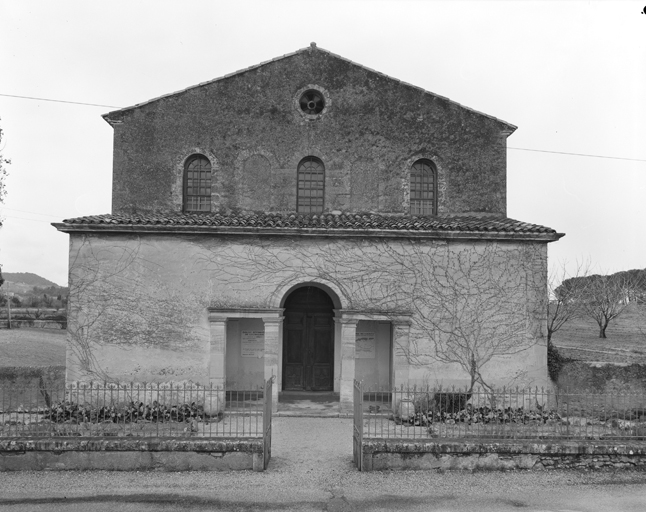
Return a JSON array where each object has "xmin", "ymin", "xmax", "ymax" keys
[
  {"xmin": 353, "ymin": 379, "xmax": 363, "ymax": 470},
  {"xmin": 263, "ymin": 376, "xmax": 274, "ymax": 470}
]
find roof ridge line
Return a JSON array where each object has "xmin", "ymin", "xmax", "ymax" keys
[
  {"xmin": 102, "ymin": 46, "xmax": 309, "ymax": 119},
  {"xmin": 102, "ymin": 45, "xmax": 516, "ymax": 129},
  {"xmin": 312, "ymin": 47, "xmax": 515, "ymax": 129}
]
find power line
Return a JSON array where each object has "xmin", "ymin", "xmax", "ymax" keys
[
  {"xmin": 0, "ymin": 213, "xmax": 54, "ymax": 224},
  {"xmin": 0, "ymin": 93, "xmax": 120, "ymax": 109},
  {"xmin": 508, "ymin": 147, "xmax": 646, "ymax": 163},
  {"xmin": 0, "ymin": 206, "xmax": 66, "ymax": 219},
  {"xmin": 3, "ymin": 92, "xmax": 645, "ymax": 163}
]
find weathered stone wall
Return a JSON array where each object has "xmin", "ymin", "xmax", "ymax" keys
[
  {"xmin": 362, "ymin": 440, "xmax": 646, "ymax": 471},
  {"xmin": 106, "ymin": 47, "xmax": 511, "ymax": 217},
  {"xmin": 66, "ymin": 232, "xmax": 549, "ymax": 390},
  {"xmin": 557, "ymin": 361, "xmax": 646, "ymax": 395},
  {"xmin": 0, "ymin": 320, "xmax": 66, "ymax": 329},
  {"xmin": 0, "ymin": 439, "xmax": 263, "ymax": 471},
  {"xmin": 0, "ymin": 366, "xmax": 66, "ymax": 409}
]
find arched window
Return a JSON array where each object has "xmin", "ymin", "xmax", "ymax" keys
[
  {"xmin": 410, "ymin": 159, "xmax": 436, "ymax": 215},
  {"xmin": 297, "ymin": 157, "xmax": 325, "ymax": 214},
  {"xmin": 183, "ymin": 155, "xmax": 212, "ymax": 212}
]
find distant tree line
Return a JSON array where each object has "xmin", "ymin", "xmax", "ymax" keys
[{"xmin": 0, "ymin": 284, "xmax": 69, "ymax": 310}]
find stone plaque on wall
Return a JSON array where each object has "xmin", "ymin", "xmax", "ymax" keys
[
  {"xmin": 356, "ymin": 332, "xmax": 376, "ymax": 359},
  {"xmin": 241, "ymin": 330, "xmax": 265, "ymax": 358}
]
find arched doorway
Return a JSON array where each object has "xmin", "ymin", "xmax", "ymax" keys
[{"xmin": 282, "ymin": 286, "xmax": 334, "ymax": 391}]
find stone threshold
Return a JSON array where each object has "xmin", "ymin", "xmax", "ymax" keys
[{"xmin": 274, "ymin": 411, "xmax": 352, "ymax": 418}]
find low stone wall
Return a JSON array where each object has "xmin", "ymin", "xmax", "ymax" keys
[
  {"xmin": 556, "ymin": 361, "xmax": 646, "ymax": 395},
  {"xmin": 0, "ymin": 319, "xmax": 66, "ymax": 329},
  {"xmin": 0, "ymin": 367, "xmax": 66, "ymax": 409},
  {"xmin": 0, "ymin": 438, "xmax": 264, "ymax": 471},
  {"xmin": 362, "ymin": 439, "xmax": 646, "ymax": 471},
  {"xmin": 556, "ymin": 346, "xmax": 646, "ymax": 366}
]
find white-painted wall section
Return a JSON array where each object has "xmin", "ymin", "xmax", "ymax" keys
[{"xmin": 354, "ymin": 320, "xmax": 391, "ymax": 390}]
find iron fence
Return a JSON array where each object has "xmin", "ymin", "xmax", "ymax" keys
[
  {"xmin": 0, "ymin": 382, "xmax": 268, "ymax": 439},
  {"xmin": 357, "ymin": 382, "xmax": 646, "ymax": 441}
]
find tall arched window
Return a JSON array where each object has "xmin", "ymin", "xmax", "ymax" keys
[
  {"xmin": 183, "ymin": 155, "xmax": 212, "ymax": 212},
  {"xmin": 297, "ymin": 157, "xmax": 325, "ymax": 214},
  {"xmin": 410, "ymin": 159, "xmax": 436, "ymax": 215}
]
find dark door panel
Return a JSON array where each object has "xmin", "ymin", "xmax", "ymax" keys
[
  {"xmin": 312, "ymin": 365, "xmax": 332, "ymax": 390},
  {"xmin": 284, "ymin": 365, "xmax": 304, "ymax": 390},
  {"xmin": 282, "ymin": 287, "xmax": 334, "ymax": 391}
]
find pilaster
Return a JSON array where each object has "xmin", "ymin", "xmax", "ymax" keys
[
  {"xmin": 263, "ymin": 316, "xmax": 283, "ymax": 412},
  {"xmin": 339, "ymin": 318, "xmax": 359, "ymax": 413},
  {"xmin": 392, "ymin": 320, "xmax": 412, "ymax": 388},
  {"xmin": 207, "ymin": 316, "xmax": 228, "ymax": 414}
]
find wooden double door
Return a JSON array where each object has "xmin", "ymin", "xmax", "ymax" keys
[{"xmin": 282, "ymin": 287, "xmax": 334, "ymax": 391}]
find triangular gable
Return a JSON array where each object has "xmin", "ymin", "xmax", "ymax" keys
[{"xmin": 102, "ymin": 43, "xmax": 516, "ymax": 132}]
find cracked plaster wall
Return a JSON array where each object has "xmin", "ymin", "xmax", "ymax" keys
[{"xmin": 65, "ymin": 233, "xmax": 549, "ymax": 389}]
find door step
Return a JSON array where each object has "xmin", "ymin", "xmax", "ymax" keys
[{"xmin": 277, "ymin": 392, "xmax": 344, "ymax": 417}]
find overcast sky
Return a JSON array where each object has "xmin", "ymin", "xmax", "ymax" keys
[{"xmin": 0, "ymin": 0, "xmax": 645, "ymax": 287}]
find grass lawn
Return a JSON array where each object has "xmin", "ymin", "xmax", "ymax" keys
[
  {"xmin": 552, "ymin": 303, "xmax": 646, "ymax": 362},
  {"xmin": 0, "ymin": 328, "xmax": 66, "ymax": 367}
]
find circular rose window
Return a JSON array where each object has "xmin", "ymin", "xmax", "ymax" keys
[{"xmin": 299, "ymin": 89, "xmax": 325, "ymax": 115}]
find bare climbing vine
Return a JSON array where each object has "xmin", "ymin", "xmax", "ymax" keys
[
  {"xmin": 67, "ymin": 235, "xmax": 206, "ymax": 380},
  {"xmin": 194, "ymin": 236, "xmax": 546, "ymax": 391}
]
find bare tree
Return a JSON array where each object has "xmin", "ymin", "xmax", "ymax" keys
[
  {"xmin": 546, "ymin": 261, "xmax": 590, "ymax": 345},
  {"xmin": 0, "ymin": 118, "xmax": 9, "ymax": 207},
  {"xmin": 579, "ymin": 272, "xmax": 640, "ymax": 339},
  {"xmin": 0, "ymin": 120, "xmax": 10, "ymax": 295}
]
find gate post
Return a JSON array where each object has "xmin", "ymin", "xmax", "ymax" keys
[
  {"xmin": 262, "ymin": 375, "xmax": 274, "ymax": 471},
  {"xmin": 207, "ymin": 316, "xmax": 228, "ymax": 414},
  {"xmin": 353, "ymin": 379, "xmax": 364, "ymax": 471},
  {"xmin": 339, "ymin": 319, "xmax": 358, "ymax": 413},
  {"xmin": 262, "ymin": 317, "xmax": 282, "ymax": 413}
]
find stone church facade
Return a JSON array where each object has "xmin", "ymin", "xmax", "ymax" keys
[{"xmin": 54, "ymin": 44, "xmax": 562, "ymax": 411}]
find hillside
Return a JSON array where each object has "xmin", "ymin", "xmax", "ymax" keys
[{"xmin": 1, "ymin": 272, "xmax": 62, "ymax": 294}]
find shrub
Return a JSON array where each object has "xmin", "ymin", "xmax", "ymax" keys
[
  {"xmin": 42, "ymin": 399, "xmax": 213, "ymax": 424},
  {"xmin": 548, "ymin": 340, "xmax": 569, "ymax": 382}
]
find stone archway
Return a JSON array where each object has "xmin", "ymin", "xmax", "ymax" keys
[{"xmin": 282, "ymin": 286, "xmax": 335, "ymax": 391}]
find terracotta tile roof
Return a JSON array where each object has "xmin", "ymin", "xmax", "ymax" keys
[{"xmin": 56, "ymin": 212, "xmax": 561, "ymax": 239}]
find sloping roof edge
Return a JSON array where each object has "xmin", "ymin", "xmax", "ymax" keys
[
  {"xmin": 52, "ymin": 212, "xmax": 563, "ymax": 242},
  {"xmin": 102, "ymin": 43, "xmax": 517, "ymax": 132},
  {"xmin": 52, "ymin": 223, "xmax": 563, "ymax": 242}
]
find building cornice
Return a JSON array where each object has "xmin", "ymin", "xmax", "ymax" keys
[{"xmin": 52, "ymin": 222, "xmax": 563, "ymax": 242}]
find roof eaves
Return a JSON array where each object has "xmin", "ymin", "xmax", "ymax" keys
[{"xmin": 52, "ymin": 222, "xmax": 563, "ymax": 242}]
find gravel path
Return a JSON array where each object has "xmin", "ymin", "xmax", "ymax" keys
[{"xmin": 1, "ymin": 417, "xmax": 646, "ymax": 511}]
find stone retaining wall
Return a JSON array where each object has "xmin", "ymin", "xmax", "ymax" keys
[
  {"xmin": 556, "ymin": 346, "xmax": 646, "ymax": 365},
  {"xmin": 0, "ymin": 367, "xmax": 66, "ymax": 409},
  {"xmin": 362, "ymin": 439, "xmax": 646, "ymax": 471},
  {"xmin": 0, "ymin": 320, "xmax": 66, "ymax": 329},
  {"xmin": 0, "ymin": 438, "xmax": 264, "ymax": 471}
]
